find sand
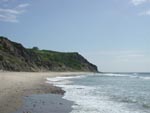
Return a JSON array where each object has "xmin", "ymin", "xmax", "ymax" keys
[
  {"xmin": 0, "ymin": 72, "xmax": 86, "ymax": 113},
  {"xmin": 14, "ymin": 94, "xmax": 74, "ymax": 113}
]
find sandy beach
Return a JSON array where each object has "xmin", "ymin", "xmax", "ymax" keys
[{"xmin": 0, "ymin": 72, "xmax": 86, "ymax": 113}]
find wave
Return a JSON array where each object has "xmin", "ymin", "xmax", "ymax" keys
[
  {"xmin": 46, "ymin": 75, "xmax": 86, "ymax": 86},
  {"xmin": 129, "ymin": 76, "xmax": 150, "ymax": 80},
  {"xmin": 46, "ymin": 75, "xmax": 143, "ymax": 113},
  {"xmin": 96, "ymin": 73, "xmax": 150, "ymax": 81},
  {"xmin": 139, "ymin": 76, "xmax": 150, "ymax": 80},
  {"xmin": 60, "ymin": 84, "xmax": 142, "ymax": 113},
  {"xmin": 97, "ymin": 73, "xmax": 132, "ymax": 77},
  {"xmin": 46, "ymin": 75, "xmax": 85, "ymax": 82}
]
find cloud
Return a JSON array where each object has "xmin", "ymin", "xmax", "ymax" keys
[
  {"xmin": 1, "ymin": 0, "xmax": 16, "ymax": 2},
  {"xmin": 139, "ymin": 9, "xmax": 150, "ymax": 15},
  {"xmin": 0, "ymin": 13, "xmax": 17, "ymax": 22},
  {"xmin": 130, "ymin": 0, "xmax": 150, "ymax": 16},
  {"xmin": 17, "ymin": 3, "xmax": 30, "ymax": 8},
  {"xmin": 130, "ymin": 0, "xmax": 149, "ymax": 6},
  {"xmin": 0, "ymin": 0, "xmax": 15, "ymax": 4},
  {"xmin": 0, "ymin": 8, "xmax": 20, "ymax": 14},
  {"xmin": 0, "ymin": 3, "xmax": 29, "ymax": 23}
]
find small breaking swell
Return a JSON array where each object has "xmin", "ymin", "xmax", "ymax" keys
[
  {"xmin": 46, "ymin": 75, "xmax": 141, "ymax": 113},
  {"xmin": 62, "ymin": 84, "xmax": 145, "ymax": 113},
  {"xmin": 97, "ymin": 73, "xmax": 150, "ymax": 81},
  {"xmin": 139, "ymin": 76, "xmax": 150, "ymax": 80},
  {"xmin": 46, "ymin": 75, "xmax": 85, "ymax": 86},
  {"xmin": 97, "ymin": 73, "xmax": 132, "ymax": 77},
  {"xmin": 130, "ymin": 76, "xmax": 150, "ymax": 80}
]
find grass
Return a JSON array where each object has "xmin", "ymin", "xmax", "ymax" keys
[{"xmin": 30, "ymin": 49, "xmax": 84, "ymax": 70}]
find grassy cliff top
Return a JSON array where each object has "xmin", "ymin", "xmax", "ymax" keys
[{"xmin": 0, "ymin": 36, "xmax": 98, "ymax": 72}]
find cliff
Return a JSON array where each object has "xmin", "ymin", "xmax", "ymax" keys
[{"xmin": 0, "ymin": 36, "xmax": 98, "ymax": 72}]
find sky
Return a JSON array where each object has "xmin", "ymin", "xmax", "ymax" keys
[{"xmin": 0, "ymin": 0, "xmax": 150, "ymax": 72}]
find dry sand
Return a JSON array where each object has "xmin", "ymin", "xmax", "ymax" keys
[{"xmin": 0, "ymin": 72, "xmax": 86, "ymax": 113}]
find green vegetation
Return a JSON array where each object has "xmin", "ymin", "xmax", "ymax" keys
[
  {"xmin": 30, "ymin": 49, "xmax": 86, "ymax": 70},
  {"xmin": 0, "ymin": 36, "xmax": 98, "ymax": 72},
  {"xmin": 32, "ymin": 46, "xmax": 39, "ymax": 50}
]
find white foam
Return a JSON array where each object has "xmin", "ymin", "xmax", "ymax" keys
[
  {"xmin": 47, "ymin": 75, "xmax": 85, "ymax": 82},
  {"xmin": 128, "ymin": 75, "xmax": 150, "ymax": 80},
  {"xmin": 46, "ymin": 80, "xmax": 73, "ymax": 85},
  {"xmin": 46, "ymin": 75, "xmax": 86, "ymax": 86},
  {"xmin": 46, "ymin": 75, "xmax": 142, "ymax": 113},
  {"xmin": 61, "ymin": 84, "xmax": 141, "ymax": 113},
  {"xmin": 97, "ymin": 73, "xmax": 131, "ymax": 77},
  {"xmin": 97, "ymin": 73, "xmax": 150, "ymax": 81},
  {"xmin": 139, "ymin": 76, "xmax": 150, "ymax": 80},
  {"xmin": 47, "ymin": 77, "xmax": 70, "ymax": 82}
]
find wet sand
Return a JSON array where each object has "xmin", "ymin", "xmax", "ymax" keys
[
  {"xmin": 0, "ymin": 72, "xmax": 86, "ymax": 113},
  {"xmin": 14, "ymin": 94, "xmax": 73, "ymax": 113}
]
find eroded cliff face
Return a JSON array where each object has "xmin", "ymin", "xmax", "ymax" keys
[{"xmin": 0, "ymin": 36, "xmax": 98, "ymax": 72}]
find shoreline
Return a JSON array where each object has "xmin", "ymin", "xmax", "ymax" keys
[{"xmin": 0, "ymin": 72, "xmax": 88, "ymax": 113}]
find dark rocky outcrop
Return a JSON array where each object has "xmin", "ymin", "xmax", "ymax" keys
[{"xmin": 0, "ymin": 36, "xmax": 98, "ymax": 72}]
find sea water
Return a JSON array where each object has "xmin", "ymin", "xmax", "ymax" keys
[{"xmin": 47, "ymin": 73, "xmax": 150, "ymax": 113}]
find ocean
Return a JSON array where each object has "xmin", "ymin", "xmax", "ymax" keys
[{"xmin": 47, "ymin": 73, "xmax": 150, "ymax": 113}]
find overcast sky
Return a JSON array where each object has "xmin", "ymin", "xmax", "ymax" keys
[{"xmin": 0, "ymin": 0, "xmax": 150, "ymax": 72}]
